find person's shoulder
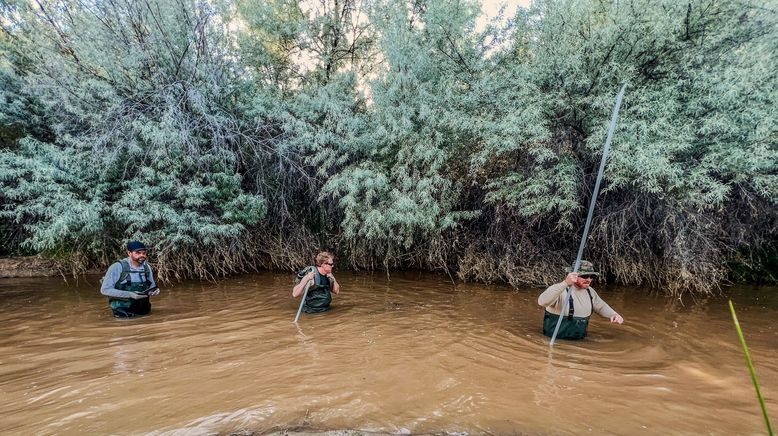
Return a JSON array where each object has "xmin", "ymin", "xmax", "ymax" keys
[
  {"xmin": 296, "ymin": 266, "xmax": 313, "ymax": 278},
  {"xmin": 102, "ymin": 261, "xmax": 124, "ymax": 281}
]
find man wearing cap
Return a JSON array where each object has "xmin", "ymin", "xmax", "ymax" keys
[
  {"xmin": 100, "ymin": 241, "xmax": 160, "ymax": 318},
  {"xmin": 538, "ymin": 260, "xmax": 623, "ymax": 340}
]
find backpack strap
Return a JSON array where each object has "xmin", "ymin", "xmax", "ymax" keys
[
  {"xmin": 114, "ymin": 259, "xmax": 152, "ymax": 288},
  {"xmin": 311, "ymin": 265, "xmax": 321, "ymax": 286},
  {"xmin": 114, "ymin": 260, "xmax": 131, "ymax": 288},
  {"xmin": 141, "ymin": 262, "xmax": 151, "ymax": 286}
]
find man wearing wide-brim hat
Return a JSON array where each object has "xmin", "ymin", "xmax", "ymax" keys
[{"xmin": 538, "ymin": 260, "xmax": 623, "ymax": 340}]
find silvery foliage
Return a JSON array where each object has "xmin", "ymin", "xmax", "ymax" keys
[
  {"xmin": 0, "ymin": 0, "xmax": 266, "ymax": 261},
  {"xmin": 1, "ymin": 0, "xmax": 776, "ymax": 286},
  {"xmin": 318, "ymin": 0, "xmax": 483, "ymax": 256},
  {"xmin": 468, "ymin": 0, "xmax": 778, "ymax": 288},
  {"xmin": 479, "ymin": 0, "xmax": 777, "ymax": 224}
]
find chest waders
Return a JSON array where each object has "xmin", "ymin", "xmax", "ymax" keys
[
  {"xmin": 110, "ymin": 260, "xmax": 152, "ymax": 318},
  {"xmin": 298, "ymin": 266, "xmax": 334, "ymax": 313},
  {"xmin": 543, "ymin": 289, "xmax": 594, "ymax": 340}
]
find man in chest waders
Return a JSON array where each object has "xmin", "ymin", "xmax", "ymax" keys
[
  {"xmin": 292, "ymin": 252, "xmax": 341, "ymax": 313},
  {"xmin": 100, "ymin": 241, "xmax": 160, "ymax": 318},
  {"xmin": 538, "ymin": 260, "xmax": 623, "ymax": 340}
]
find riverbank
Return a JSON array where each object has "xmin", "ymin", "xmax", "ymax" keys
[
  {"xmin": 0, "ymin": 256, "xmax": 60, "ymax": 278},
  {"xmin": 0, "ymin": 255, "xmax": 107, "ymax": 278}
]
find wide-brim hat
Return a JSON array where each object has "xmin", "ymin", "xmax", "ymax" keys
[{"xmin": 565, "ymin": 260, "xmax": 600, "ymax": 277}]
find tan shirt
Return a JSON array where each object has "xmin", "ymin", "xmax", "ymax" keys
[{"xmin": 538, "ymin": 282, "xmax": 617, "ymax": 319}]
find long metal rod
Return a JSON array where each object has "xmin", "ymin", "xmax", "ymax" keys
[
  {"xmin": 549, "ymin": 84, "xmax": 626, "ymax": 347},
  {"xmin": 293, "ymin": 280, "xmax": 313, "ymax": 324}
]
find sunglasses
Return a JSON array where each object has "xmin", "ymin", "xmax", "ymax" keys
[{"xmin": 323, "ymin": 262, "xmax": 334, "ymax": 266}]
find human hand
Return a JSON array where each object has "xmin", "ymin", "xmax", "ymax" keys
[
  {"xmin": 564, "ymin": 272, "xmax": 578, "ymax": 286},
  {"xmin": 610, "ymin": 313, "xmax": 624, "ymax": 324},
  {"xmin": 131, "ymin": 292, "xmax": 149, "ymax": 300},
  {"xmin": 306, "ymin": 271, "xmax": 316, "ymax": 281},
  {"xmin": 147, "ymin": 287, "xmax": 160, "ymax": 296}
]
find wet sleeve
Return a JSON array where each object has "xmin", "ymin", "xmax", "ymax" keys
[
  {"xmin": 590, "ymin": 288, "xmax": 617, "ymax": 318},
  {"xmin": 99, "ymin": 263, "xmax": 136, "ymax": 299},
  {"xmin": 538, "ymin": 282, "xmax": 568, "ymax": 307}
]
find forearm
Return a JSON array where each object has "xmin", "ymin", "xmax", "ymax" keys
[
  {"xmin": 100, "ymin": 264, "xmax": 136, "ymax": 299},
  {"xmin": 292, "ymin": 278, "xmax": 312, "ymax": 297},
  {"xmin": 100, "ymin": 286, "xmax": 139, "ymax": 299},
  {"xmin": 594, "ymin": 301, "xmax": 617, "ymax": 319},
  {"xmin": 331, "ymin": 277, "xmax": 340, "ymax": 295},
  {"xmin": 538, "ymin": 282, "xmax": 567, "ymax": 307}
]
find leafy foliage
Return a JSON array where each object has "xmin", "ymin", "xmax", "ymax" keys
[
  {"xmin": 0, "ymin": 0, "xmax": 776, "ymax": 294},
  {"xmin": 0, "ymin": 0, "xmax": 268, "ymax": 277}
]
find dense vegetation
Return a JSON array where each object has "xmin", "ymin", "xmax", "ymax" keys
[{"xmin": 1, "ymin": 0, "xmax": 776, "ymax": 294}]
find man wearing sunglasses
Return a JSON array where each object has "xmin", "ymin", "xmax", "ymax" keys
[
  {"xmin": 538, "ymin": 260, "xmax": 623, "ymax": 340},
  {"xmin": 292, "ymin": 251, "xmax": 341, "ymax": 313},
  {"xmin": 100, "ymin": 240, "xmax": 160, "ymax": 318}
]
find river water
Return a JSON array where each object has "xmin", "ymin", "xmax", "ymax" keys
[{"xmin": 0, "ymin": 271, "xmax": 776, "ymax": 435}]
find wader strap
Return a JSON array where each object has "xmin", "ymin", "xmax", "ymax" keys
[
  {"xmin": 568, "ymin": 288, "xmax": 595, "ymax": 320},
  {"xmin": 587, "ymin": 288, "xmax": 593, "ymax": 316},
  {"xmin": 312, "ymin": 266, "xmax": 321, "ymax": 289}
]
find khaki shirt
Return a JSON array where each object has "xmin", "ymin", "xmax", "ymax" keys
[{"xmin": 538, "ymin": 282, "xmax": 617, "ymax": 319}]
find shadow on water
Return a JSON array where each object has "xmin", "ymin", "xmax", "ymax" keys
[{"xmin": 0, "ymin": 271, "xmax": 776, "ymax": 435}]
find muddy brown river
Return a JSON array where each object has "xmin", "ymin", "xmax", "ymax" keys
[{"xmin": 0, "ymin": 271, "xmax": 776, "ymax": 435}]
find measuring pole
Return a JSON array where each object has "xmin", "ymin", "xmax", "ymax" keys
[
  {"xmin": 294, "ymin": 280, "xmax": 313, "ymax": 324},
  {"xmin": 549, "ymin": 84, "xmax": 626, "ymax": 347}
]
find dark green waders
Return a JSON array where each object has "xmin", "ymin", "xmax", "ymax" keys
[
  {"xmin": 543, "ymin": 311, "xmax": 591, "ymax": 340},
  {"xmin": 296, "ymin": 266, "xmax": 334, "ymax": 313},
  {"xmin": 542, "ymin": 288, "xmax": 594, "ymax": 340}
]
